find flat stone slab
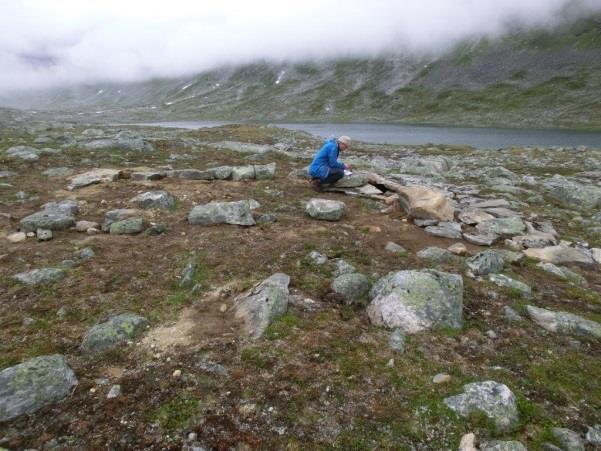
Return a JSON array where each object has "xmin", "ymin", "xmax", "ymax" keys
[
  {"xmin": 130, "ymin": 191, "xmax": 176, "ymax": 210},
  {"xmin": 458, "ymin": 208, "xmax": 495, "ymax": 225},
  {"xmin": 20, "ymin": 211, "xmax": 75, "ymax": 233},
  {"xmin": 306, "ymin": 198, "xmax": 345, "ymax": 221},
  {"xmin": 12, "ymin": 267, "xmax": 66, "ymax": 286},
  {"xmin": 476, "ymin": 217, "xmax": 526, "ymax": 237},
  {"xmin": 489, "ymin": 274, "xmax": 532, "ymax": 298},
  {"xmin": 188, "ymin": 200, "xmax": 256, "ymax": 226},
  {"xmin": 367, "ymin": 269, "xmax": 463, "ymax": 333},
  {"xmin": 524, "ymin": 245, "xmax": 594, "ymax": 266},
  {"xmin": 109, "ymin": 217, "xmax": 145, "ymax": 234},
  {"xmin": 0, "ymin": 354, "xmax": 77, "ymax": 422},
  {"xmin": 333, "ymin": 172, "xmax": 370, "ymax": 188},
  {"xmin": 5, "ymin": 145, "xmax": 40, "ymax": 161},
  {"xmin": 81, "ymin": 313, "xmax": 149, "ymax": 353},
  {"xmin": 234, "ymin": 273, "xmax": 290, "ymax": 338},
  {"xmin": 527, "ymin": 305, "xmax": 601, "ymax": 339},
  {"xmin": 68, "ymin": 169, "xmax": 122, "ymax": 190}
]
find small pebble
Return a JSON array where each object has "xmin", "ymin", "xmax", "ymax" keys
[
  {"xmin": 107, "ymin": 384, "xmax": 121, "ymax": 399},
  {"xmin": 433, "ymin": 373, "xmax": 452, "ymax": 384},
  {"xmin": 172, "ymin": 369, "xmax": 182, "ymax": 378}
]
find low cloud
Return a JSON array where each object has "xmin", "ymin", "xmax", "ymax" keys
[{"xmin": 1, "ymin": 0, "xmax": 600, "ymax": 93}]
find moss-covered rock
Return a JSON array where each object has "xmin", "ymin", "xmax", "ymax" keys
[{"xmin": 81, "ymin": 313, "xmax": 149, "ymax": 353}]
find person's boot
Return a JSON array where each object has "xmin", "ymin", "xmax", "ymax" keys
[{"xmin": 311, "ymin": 179, "xmax": 323, "ymax": 192}]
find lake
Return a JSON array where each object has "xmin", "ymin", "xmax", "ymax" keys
[{"xmin": 141, "ymin": 121, "xmax": 601, "ymax": 149}]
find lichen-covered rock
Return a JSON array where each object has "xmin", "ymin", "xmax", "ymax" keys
[
  {"xmin": 547, "ymin": 179, "xmax": 601, "ymax": 210},
  {"xmin": 20, "ymin": 211, "xmax": 75, "ymax": 233},
  {"xmin": 527, "ymin": 305, "xmax": 601, "ymax": 339},
  {"xmin": 417, "ymin": 247, "xmax": 457, "ymax": 263},
  {"xmin": 458, "ymin": 208, "xmax": 495, "ymax": 225},
  {"xmin": 188, "ymin": 200, "xmax": 256, "ymax": 226},
  {"xmin": 331, "ymin": 273, "xmax": 370, "ymax": 304},
  {"xmin": 5, "ymin": 145, "xmax": 40, "ymax": 161},
  {"xmin": 333, "ymin": 259, "xmax": 356, "ymax": 276},
  {"xmin": 425, "ymin": 223, "xmax": 463, "ymax": 239},
  {"xmin": 109, "ymin": 217, "xmax": 145, "ymax": 235},
  {"xmin": 130, "ymin": 191, "xmax": 176, "ymax": 210},
  {"xmin": 0, "ymin": 355, "xmax": 77, "ymax": 422},
  {"xmin": 397, "ymin": 185, "xmax": 455, "ymax": 222},
  {"xmin": 466, "ymin": 250, "xmax": 505, "ymax": 275},
  {"xmin": 489, "ymin": 274, "xmax": 532, "ymax": 298},
  {"xmin": 306, "ymin": 198, "xmax": 345, "ymax": 221},
  {"xmin": 81, "ymin": 313, "xmax": 149, "ymax": 353},
  {"xmin": 476, "ymin": 217, "xmax": 526, "ymax": 237},
  {"xmin": 480, "ymin": 441, "xmax": 527, "ymax": 451},
  {"xmin": 524, "ymin": 245, "xmax": 594, "ymax": 266},
  {"xmin": 367, "ymin": 270, "xmax": 463, "ymax": 333},
  {"xmin": 254, "ymin": 163, "xmax": 277, "ymax": 180},
  {"xmin": 551, "ymin": 427, "xmax": 585, "ymax": 451},
  {"xmin": 536, "ymin": 262, "xmax": 587, "ymax": 285},
  {"xmin": 234, "ymin": 273, "xmax": 290, "ymax": 339},
  {"xmin": 231, "ymin": 165, "xmax": 256, "ymax": 180},
  {"xmin": 444, "ymin": 381, "xmax": 519, "ymax": 432},
  {"xmin": 68, "ymin": 169, "xmax": 122, "ymax": 190},
  {"xmin": 12, "ymin": 267, "xmax": 66, "ymax": 286},
  {"xmin": 333, "ymin": 172, "xmax": 370, "ymax": 188}
]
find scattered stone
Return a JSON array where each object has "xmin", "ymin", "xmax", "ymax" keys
[
  {"xmin": 333, "ymin": 259, "xmax": 356, "ymax": 276},
  {"xmin": 425, "ymin": 222, "xmax": 463, "ymax": 239},
  {"xmin": 511, "ymin": 232, "xmax": 557, "ymax": 249},
  {"xmin": 536, "ymin": 262, "xmax": 587, "ymax": 285},
  {"xmin": 68, "ymin": 169, "xmax": 122, "ymax": 190},
  {"xmin": 172, "ymin": 369, "xmax": 182, "ymax": 378},
  {"xmin": 306, "ymin": 198, "xmax": 345, "ymax": 221},
  {"xmin": 388, "ymin": 329, "xmax": 405, "ymax": 353},
  {"xmin": 20, "ymin": 210, "xmax": 75, "ymax": 233},
  {"xmin": 188, "ymin": 200, "xmax": 256, "ymax": 226},
  {"xmin": 586, "ymin": 425, "xmax": 601, "ymax": 446},
  {"xmin": 81, "ymin": 313, "xmax": 149, "ymax": 353},
  {"xmin": 471, "ymin": 199, "xmax": 510, "ymax": 209},
  {"xmin": 448, "ymin": 243, "xmax": 467, "ymax": 255},
  {"xmin": 397, "ymin": 185, "xmax": 455, "ymax": 221},
  {"xmin": 7, "ymin": 232, "xmax": 26, "ymax": 243},
  {"xmin": 102, "ymin": 209, "xmax": 141, "ymax": 231},
  {"xmin": 36, "ymin": 228, "xmax": 52, "ymax": 241},
  {"xmin": 444, "ymin": 380, "xmax": 519, "ymax": 432},
  {"xmin": 414, "ymin": 219, "xmax": 438, "ymax": 227},
  {"xmin": 43, "ymin": 167, "xmax": 74, "ymax": 177},
  {"xmin": 145, "ymin": 223, "xmax": 167, "ymax": 236},
  {"xmin": 61, "ymin": 260, "xmax": 77, "ymax": 269},
  {"xmin": 591, "ymin": 248, "xmax": 601, "ymax": 265},
  {"xmin": 480, "ymin": 441, "xmax": 527, "ymax": 451},
  {"xmin": 12, "ymin": 267, "xmax": 66, "ymax": 286},
  {"xmin": 476, "ymin": 217, "xmax": 526, "ymax": 237},
  {"xmin": 504, "ymin": 306, "xmax": 523, "ymax": 322},
  {"xmin": 233, "ymin": 273, "xmax": 290, "ymax": 339},
  {"xmin": 257, "ymin": 213, "xmax": 277, "ymax": 224},
  {"xmin": 417, "ymin": 247, "xmax": 457, "ymax": 263},
  {"xmin": 466, "ymin": 250, "xmax": 505, "ymax": 276},
  {"xmin": 547, "ymin": 179, "xmax": 601, "ymax": 210},
  {"xmin": 331, "ymin": 273, "xmax": 370, "ymax": 304},
  {"xmin": 358, "ymin": 184, "xmax": 384, "ymax": 195},
  {"xmin": 170, "ymin": 169, "xmax": 215, "ymax": 180},
  {"xmin": 179, "ymin": 261, "xmax": 198, "ymax": 288},
  {"xmin": 524, "ymin": 245, "xmax": 594, "ymax": 266},
  {"xmin": 254, "ymin": 163, "xmax": 277, "ymax": 180},
  {"xmin": 458, "ymin": 208, "xmax": 495, "ymax": 225},
  {"xmin": 109, "ymin": 217, "xmax": 145, "ymax": 235},
  {"xmin": 308, "ymin": 251, "xmax": 327, "ymax": 265},
  {"xmin": 433, "ymin": 373, "xmax": 451, "ymax": 384},
  {"xmin": 5, "ymin": 145, "xmax": 40, "ymax": 161},
  {"xmin": 43, "ymin": 200, "xmax": 79, "ymax": 216},
  {"xmin": 197, "ymin": 361, "xmax": 229, "ymax": 378},
  {"xmin": 367, "ymin": 269, "xmax": 463, "ymax": 333},
  {"xmin": 231, "ymin": 165, "xmax": 256, "ymax": 180},
  {"xmin": 130, "ymin": 191, "xmax": 176, "ymax": 210},
  {"xmin": 458, "ymin": 433, "xmax": 477, "ymax": 451},
  {"xmin": 385, "ymin": 241, "xmax": 407, "ymax": 254},
  {"xmin": 333, "ymin": 172, "xmax": 370, "ymax": 188},
  {"xmin": 75, "ymin": 247, "xmax": 95, "ymax": 260},
  {"xmin": 107, "ymin": 385, "xmax": 121, "ymax": 399},
  {"xmin": 75, "ymin": 220, "xmax": 100, "ymax": 232},
  {"xmin": 131, "ymin": 170, "xmax": 166, "ymax": 181},
  {"xmin": 527, "ymin": 305, "xmax": 601, "ymax": 339},
  {"xmin": 0, "ymin": 354, "xmax": 78, "ymax": 422},
  {"xmin": 211, "ymin": 166, "xmax": 234, "ymax": 180},
  {"xmin": 464, "ymin": 232, "xmax": 499, "ymax": 246},
  {"xmin": 489, "ymin": 274, "xmax": 531, "ymax": 298},
  {"xmin": 551, "ymin": 427, "xmax": 584, "ymax": 451}
]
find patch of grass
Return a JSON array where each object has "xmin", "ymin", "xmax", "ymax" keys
[
  {"xmin": 240, "ymin": 346, "xmax": 272, "ymax": 369},
  {"xmin": 264, "ymin": 313, "xmax": 303, "ymax": 340},
  {"xmin": 564, "ymin": 286, "xmax": 601, "ymax": 305},
  {"xmin": 147, "ymin": 391, "xmax": 201, "ymax": 432}
]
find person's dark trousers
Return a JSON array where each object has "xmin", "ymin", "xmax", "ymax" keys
[{"xmin": 322, "ymin": 168, "xmax": 344, "ymax": 184}]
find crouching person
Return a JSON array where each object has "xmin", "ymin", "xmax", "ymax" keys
[{"xmin": 308, "ymin": 135, "xmax": 352, "ymax": 191}]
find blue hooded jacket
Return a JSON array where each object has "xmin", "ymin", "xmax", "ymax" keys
[{"xmin": 308, "ymin": 138, "xmax": 345, "ymax": 181}]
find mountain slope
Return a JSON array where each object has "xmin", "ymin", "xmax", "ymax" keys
[{"xmin": 2, "ymin": 15, "xmax": 601, "ymax": 129}]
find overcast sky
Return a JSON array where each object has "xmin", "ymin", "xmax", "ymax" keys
[{"xmin": 1, "ymin": 0, "xmax": 600, "ymax": 93}]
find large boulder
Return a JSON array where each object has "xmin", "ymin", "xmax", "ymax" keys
[
  {"xmin": 547, "ymin": 179, "xmax": 601, "ymax": 210},
  {"xmin": 526, "ymin": 305, "xmax": 601, "ymax": 339},
  {"xmin": 5, "ymin": 145, "xmax": 40, "ymax": 161},
  {"xmin": 0, "ymin": 355, "xmax": 77, "ymax": 422},
  {"xmin": 523, "ymin": 245, "xmax": 594, "ymax": 266},
  {"xmin": 444, "ymin": 381, "xmax": 519, "ymax": 432},
  {"xmin": 20, "ymin": 210, "xmax": 75, "ymax": 233},
  {"xmin": 234, "ymin": 273, "xmax": 290, "ymax": 339},
  {"xmin": 188, "ymin": 200, "xmax": 256, "ymax": 226},
  {"xmin": 331, "ymin": 273, "xmax": 370, "ymax": 304},
  {"xmin": 115, "ymin": 130, "xmax": 154, "ymax": 152},
  {"xmin": 68, "ymin": 169, "xmax": 122, "ymax": 190},
  {"xmin": 81, "ymin": 313, "xmax": 149, "ymax": 353},
  {"xmin": 367, "ymin": 270, "xmax": 463, "ymax": 333},
  {"xmin": 12, "ymin": 268, "xmax": 66, "ymax": 286},
  {"xmin": 397, "ymin": 185, "xmax": 455, "ymax": 222},
  {"xmin": 130, "ymin": 191, "xmax": 176, "ymax": 210},
  {"xmin": 306, "ymin": 198, "xmax": 345, "ymax": 221}
]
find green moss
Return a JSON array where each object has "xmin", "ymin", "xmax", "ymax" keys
[
  {"xmin": 564, "ymin": 286, "xmax": 601, "ymax": 305},
  {"xmin": 241, "ymin": 346, "xmax": 272, "ymax": 369},
  {"xmin": 147, "ymin": 391, "xmax": 201, "ymax": 432},
  {"xmin": 264, "ymin": 313, "xmax": 303, "ymax": 340}
]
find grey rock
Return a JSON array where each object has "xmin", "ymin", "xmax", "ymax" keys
[
  {"xmin": 388, "ymin": 329, "xmax": 405, "ymax": 353},
  {"xmin": 0, "ymin": 170, "xmax": 16, "ymax": 178},
  {"xmin": 188, "ymin": 200, "xmax": 256, "ymax": 226},
  {"xmin": 424, "ymin": 222, "xmax": 463, "ymax": 239},
  {"xmin": 333, "ymin": 259, "xmax": 356, "ymax": 276},
  {"xmin": 480, "ymin": 441, "xmax": 527, "ymax": 451},
  {"xmin": 211, "ymin": 166, "xmax": 234, "ymax": 180},
  {"xmin": 257, "ymin": 213, "xmax": 277, "ymax": 224},
  {"xmin": 485, "ymin": 207, "xmax": 522, "ymax": 218},
  {"xmin": 115, "ymin": 130, "xmax": 153, "ymax": 152},
  {"xmin": 36, "ymin": 228, "xmax": 53, "ymax": 241},
  {"xmin": 333, "ymin": 172, "xmax": 370, "ymax": 188},
  {"xmin": 444, "ymin": 380, "xmax": 519, "ymax": 432},
  {"xmin": 547, "ymin": 180, "xmax": 601, "ymax": 210},
  {"xmin": 106, "ymin": 384, "xmax": 121, "ymax": 399},
  {"xmin": 331, "ymin": 273, "xmax": 370, "ymax": 304},
  {"xmin": 75, "ymin": 220, "xmax": 100, "ymax": 232},
  {"xmin": 586, "ymin": 425, "xmax": 601, "ymax": 446},
  {"xmin": 476, "ymin": 217, "xmax": 526, "ymax": 237},
  {"xmin": 0, "ymin": 354, "xmax": 77, "ymax": 422},
  {"xmin": 524, "ymin": 245, "xmax": 594, "ymax": 266},
  {"xmin": 109, "ymin": 217, "xmax": 144, "ymax": 235},
  {"xmin": 43, "ymin": 200, "xmax": 79, "ymax": 216},
  {"xmin": 234, "ymin": 273, "xmax": 290, "ymax": 339},
  {"xmin": 197, "ymin": 360, "xmax": 229, "ymax": 378},
  {"xmin": 458, "ymin": 208, "xmax": 495, "ymax": 225},
  {"xmin": 471, "ymin": 199, "xmax": 511, "ymax": 209},
  {"xmin": 254, "ymin": 163, "xmax": 277, "ymax": 180},
  {"xmin": 414, "ymin": 219, "xmax": 439, "ymax": 227},
  {"xmin": 130, "ymin": 191, "xmax": 176, "ymax": 210},
  {"xmin": 489, "ymin": 274, "xmax": 532, "ymax": 298},
  {"xmin": 170, "ymin": 168, "xmax": 215, "ymax": 180},
  {"xmin": 463, "ymin": 233, "xmax": 499, "ymax": 246},
  {"xmin": 308, "ymin": 251, "xmax": 327, "ymax": 265},
  {"xmin": 306, "ymin": 198, "xmax": 345, "ymax": 221},
  {"xmin": 145, "ymin": 224, "xmax": 167, "ymax": 236},
  {"xmin": 102, "ymin": 208, "xmax": 140, "ymax": 231},
  {"xmin": 179, "ymin": 262, "xmax": 198, "ymax": 288},
  {"xmin": 231, "ymin": 165, "xmax": 256, "ymax": 180},
  {"xmin": 551, "ymin": 427, "xmax": 584, "ymax": 451},
  {"xmin": 75, "ymin": 247, "xmax": 95, "ymax": 260},
  {"xmin": 358, "ymin": 184, "xmax": 384, "ymax": 195},
  {"xmin": 466, "ymin": 250, "xmax": 505, "ymax": 276},
  {"xmin": 81, "ymin": 313, "xmax": 149, "ymax": 353},
  {"xmin": 5, "ymin": 145, "xmax": 40, "ymax": 161},
  {"xmin": 367, "ymin": 269, "xmax": 463, "ymax": 333},
  {"xmin": 385, "ymin": 242, "xmax": 407, "ymax": 254},
  {"xmin": 504, "ymin": 306, "xmax": 523, "ymax": 322},
  {"xmin": 68, "ymin": 169, "xmax": 122, "ymax": 190},
  {"xmin": 20, "ymin": 210, "xmax": 75, "ymax": 233},
  {"xmin": 43, "ymin": 167, "xmax": 74, "ymax": 177},
  {"xmin": 536, "ymin": 262, "xmax": 587, "ymax": 286},
  {"xmin": 511, "ymin": 232, "xmax": 557, "ymax": 249},
  {"xmin": 417, "ymin": 247, "xmax": 457, "ymax": 263},
  {"xmin": 131, "ymin": 170, "xmax": 166, "ymax": 181},
  {"xmin": 61, "ymin": 259, "xmax": 77, "ymax": 269},
  {"xmin": 13, "ymin": 268, "xmax": 66, "ymax": 286},
  {"xmin": 527, "ymin": 305, "xmax": 601, "ymax": 339}
]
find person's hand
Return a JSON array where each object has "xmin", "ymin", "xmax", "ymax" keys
[{"xmin": 344, "ymin": 163, "xmax": 352, "ymax": 170}]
